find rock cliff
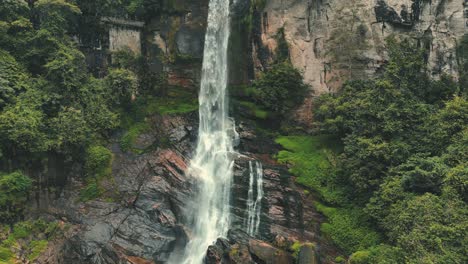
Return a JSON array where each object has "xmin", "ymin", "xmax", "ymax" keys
[{"xmin": 245, "ymin": 0, "xmax": 467, "ymax": 123}]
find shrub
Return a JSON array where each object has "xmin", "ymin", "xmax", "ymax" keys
[
  {"xmin": 253, "ymin": 62, "xmax": 308, "ymax": 116},
  {"xmin": 0, "ymin": 246, "xmax": 13, "ymax": 262},
  {"xmin": 27, "ymin": 240, "xmax": 48, "ymax": 261},
  {"xmin": 0, "ymin": 171, "xmax": 32, "ymax": 223},
  {"xmin": 349, "ymin": 250, "xmax": 371, "ymax": 264},
  {"xmin": 315, "ymin": 203, "xmax": 381, "ymax": 254},
  {"xmin": 85, "ymin": 145, "xmax": 112, "ymax": 178}
]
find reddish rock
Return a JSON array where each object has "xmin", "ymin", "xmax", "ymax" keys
[
  {"xmin": 248, "ymin": 240, "xmax": 294, "ymax": 264},
  {"xmin": 126, "ymin": 256, "xmax": 155, "ymax": 264}
]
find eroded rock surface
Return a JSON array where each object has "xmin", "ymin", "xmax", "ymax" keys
[{"xmin": 245, "ymin": 0, "xmax": 466, "ymax": 124}]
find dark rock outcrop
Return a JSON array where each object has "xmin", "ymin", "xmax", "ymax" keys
[{"xmin": 204, "ymin": 229, "xmax": 293, "ymax": 264}]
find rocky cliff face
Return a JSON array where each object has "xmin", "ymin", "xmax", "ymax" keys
[
  {"xmin": 246, "ymin": 0, "xmax": 466, "ymax": 123},
  {"xmin": 34, "ymin": 112, "xmax": 339, "ymax": 264}
]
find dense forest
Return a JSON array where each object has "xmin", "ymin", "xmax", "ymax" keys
[{"xmin": 0, "ymin": 0, "xmax": 467, "ymax": 264}]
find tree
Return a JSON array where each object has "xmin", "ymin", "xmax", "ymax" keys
[
  {"xmin": 0, "ymin": 50, "xmax": 29, "ymax": 109},
  {"xmin": 34, "ymin": 0, "xmax": 81, "ymax": 36},
  {"xmin": 0, "ymin": 102, "xmax": 49, "ymax": 153},
  {"xmin": 48, "ymin": 107, "xmax": 90, "ymax": 152},
  {"xmin": 0, "ymin": 171, "xmax": 33, "ymax": 223},
  {"xmin": 395, "ymin": 155, "xmax": 447, "ymax": 195},
  {"xmin": 253, "ymin": 62, "xmax": 308, "ymax": 116},
  {"xmin": 384, "ymin": 193, "xmax": 467, "ymax": 263},
  {"xmin": 104, "ymin": 68, "xmax": 138, "ymax": 107},
  {"xmin": 44, "ymin": 46, "xmax": 88, "ymax": 102},
  {"xmin": 0, "ymin": 0, "xmax": 29, "ymax": 23},
  {"xmin": 425, "ymin": 96, "xmax": 468, "ymax": 154}
]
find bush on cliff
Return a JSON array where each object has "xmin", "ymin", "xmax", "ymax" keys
[
  {"xmin": 252, "ymin": 62, "xmax": 308, "ymax": 116},
  {"xmin": 0, "ymin": 171, "xmax": 32, "ymax": 223}
]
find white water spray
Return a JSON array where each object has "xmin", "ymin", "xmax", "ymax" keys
[
  {"xmin": 245, "ymin": 161, "xmax": 264, "ymax": 236},
  {"xmin": 173, "ymin": 0, "xmax": 234, "ymax": 263}
]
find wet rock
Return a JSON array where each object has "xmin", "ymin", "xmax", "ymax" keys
[
  {"xmin": 133, "ymin": 133, "xmax": 157, "ymax": 151},
  {"xmin": 298, "ymin": 243, "xmax": 318, "ymax": 264},
  {"xmin": 249, "ymin": 239, "xmax": 293, "ymax": 264},
  {"xmin": 375, "ymin": 0, "xmax": 403, "ymax": 25},
  {"xmin": 205, "ymin": 238, "xmax": 231, "ymax": 264},
  {"xmin": 176, "ymin": 25, "xmax": 205, "ymax": 58},
  {"xmin": 126, "ymin": 256, "xmax": 155, "ymax": 264},
  {"xmin": 205, "ymin": 229, "xmax": 290, "ymax": 264}
]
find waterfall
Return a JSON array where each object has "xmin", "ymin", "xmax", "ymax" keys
[
  {"xmin": 171, "ymin": 0, "xmax": 235, "ymax": 263},
  {"xmin": 245, "ymin": 161, "xmax": 264, "ymax": 236}
]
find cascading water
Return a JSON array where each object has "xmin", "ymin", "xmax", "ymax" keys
[
  {"xmin": 172, "ymin": 0, "xmax": 235, "ymax": 263},
  {"xmin": 245, "ymin": 161, "xmax": 264, "ymax": 236}
]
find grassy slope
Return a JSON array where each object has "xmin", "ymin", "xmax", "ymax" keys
[{"xmin": 275, "ymin": 135, "xmax": 381, "ymax": 254}]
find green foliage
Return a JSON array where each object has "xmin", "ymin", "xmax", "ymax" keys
[
  {"xmin": 238, "ymin": 101, "xmax": 269, "ymax": 119},
  {"xmin": 0, "ymin": 172, "xmax": 32, "ymax": 223},
  {"xmin": 79, "ymin": 181, "xmax": 102, "ymax": 201},
  {"xmin": 0, "ymin": 0, "xmax": 29, "ymax": 23},
  {"xmin": 275, "ymin": 135, "xmax": 345, "ymax": 204},
  {"xmin": 289, "ymin": 241, "xmax": 302, "ymax": 258},
  {"xmin": 349, "ymin": 250, "xmax": 370, "ymax": 264},
  {"xmin": 49, "ymin": 107, "xmax": 90, "ymax": 151},
  {"xmin": 0, "ymin": 219, "xmax": 61, "ymax": 263},
  {"xmin": 0, "ymin": 102, "xmax": 49, "ymax": 153},
  {"xmin": 349, "ymin": 245, "xmax": 405, "ymax": 264},
  {"xmin": 85, "ymin": 145, "xmax": 112, "ymax": 178},
  {"xmin": 80, "ymin": 145, "xmax": 113, "ymax": 201},
  {"xmin": 289, "ymin": 241, "xmax": 315, "ymax": 259},
  {"xmin": 274, "ymin": 28, "xmax": 289, "ymax": 62},
  {"xmin": 35, "ymin": 0, "xmax": 81, "ymax": 36},
  {"xmin": 0, "ymin": 50, "xmax": 29, "ymax": 109},
  {"xmin": 252, "ymin": 62, "xmax": 308, "ymax": 116},
  {"xmin": 28, "ymin": 240, "xmax": 48, "ymax": 261},
  {"xmin": 0, "ymin": 246, "xmax": 13, "ymax": 263},
  {"xmin": 384, "ymin": 193, "xmax": 467, "ymax": 263},
  {"xmin": 335, "ymin": 256, "xmax": 346, "ymax": 263},
  {"xmin": 104, "ymin": 68, "xmax": 138, "ymax": 107},
  {"xmin": 315, "ymin": 203, "xmax": 381, "ymax": 254},
  {"xmin": 314, "ymin": 38, "xmax": 468, "ymax": 262},
  {"xmin": 45, "ymin": 46, "xmax": 87, "ymax": 99},
  {"xmin": 120, "ymin": 122, "xmax": 149, "ymax": 153},
  {"xmin": 395, "ymin": 155, "xmax": 447, "ymax": 194}
]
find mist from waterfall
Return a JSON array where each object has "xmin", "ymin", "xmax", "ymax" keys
[
  {"xmin": 172, "ymin": 0, "xmax": 235, "ymax": 263},
  {"xmin": 245, "ymin": 161, "xmax": 264, "ymax": 236}
]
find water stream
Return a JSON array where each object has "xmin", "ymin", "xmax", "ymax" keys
[
  {"xmin": 173, "ymin": 0, "xmax": 235, "ymax": 263},
  {"xmin": 245, "ymin": 161, "xmax": 264, "ymax": 236}
]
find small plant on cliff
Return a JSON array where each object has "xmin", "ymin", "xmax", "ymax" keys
[
  {"xmin": 80, "ymin": 145, "xmax": 113, "ymax": 201},
  {"xmin": 0, "ymin": 171, "xmax": 32, "ymax": 223}
]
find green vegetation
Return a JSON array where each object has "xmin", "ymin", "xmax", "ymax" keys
[
  {"xmin": 252, "ymin": 62, "xmax": 308, "ymax": 116},
  {"xmin": 0, "ymin": 219, "xmax": 61, "ymax": 263},
  {"xmin": 120, "ymin": 122, "xmax": 150, "ymax": 153},
  {"xmin": 289, "ymin": 241, "xmax": 315, "ymax": 259},
  {"xmin": 118, "ymin": 86, "xmax": 197, "ymax": 153},
  {"xmin": 238, "ymin": 101, "xmax": 269, "ymax": 119},
  {"xmin": 0, "ymin": 0, "xmax": 196, "ymax": 208},
  {"xmin": 0, "ymin": 172, "xmax": 32, "ymax": 223},
  {"xmin": 80, "ymin": 145, "xmax": 113, "ymax": 201},
  {"xmin": 275, "ymin": 135, "xmax": 344, "ymax": 204},
  {"xmin": 310, "ymin": 38, "xmax": 467, "ymax": 262},
  {"xmin": 315, "ymin": 203, "xmax": 381, "ymax": 254},
  {"xmin": 231, "ymin": 62, "xmax": 307, "ymax": 126}
]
